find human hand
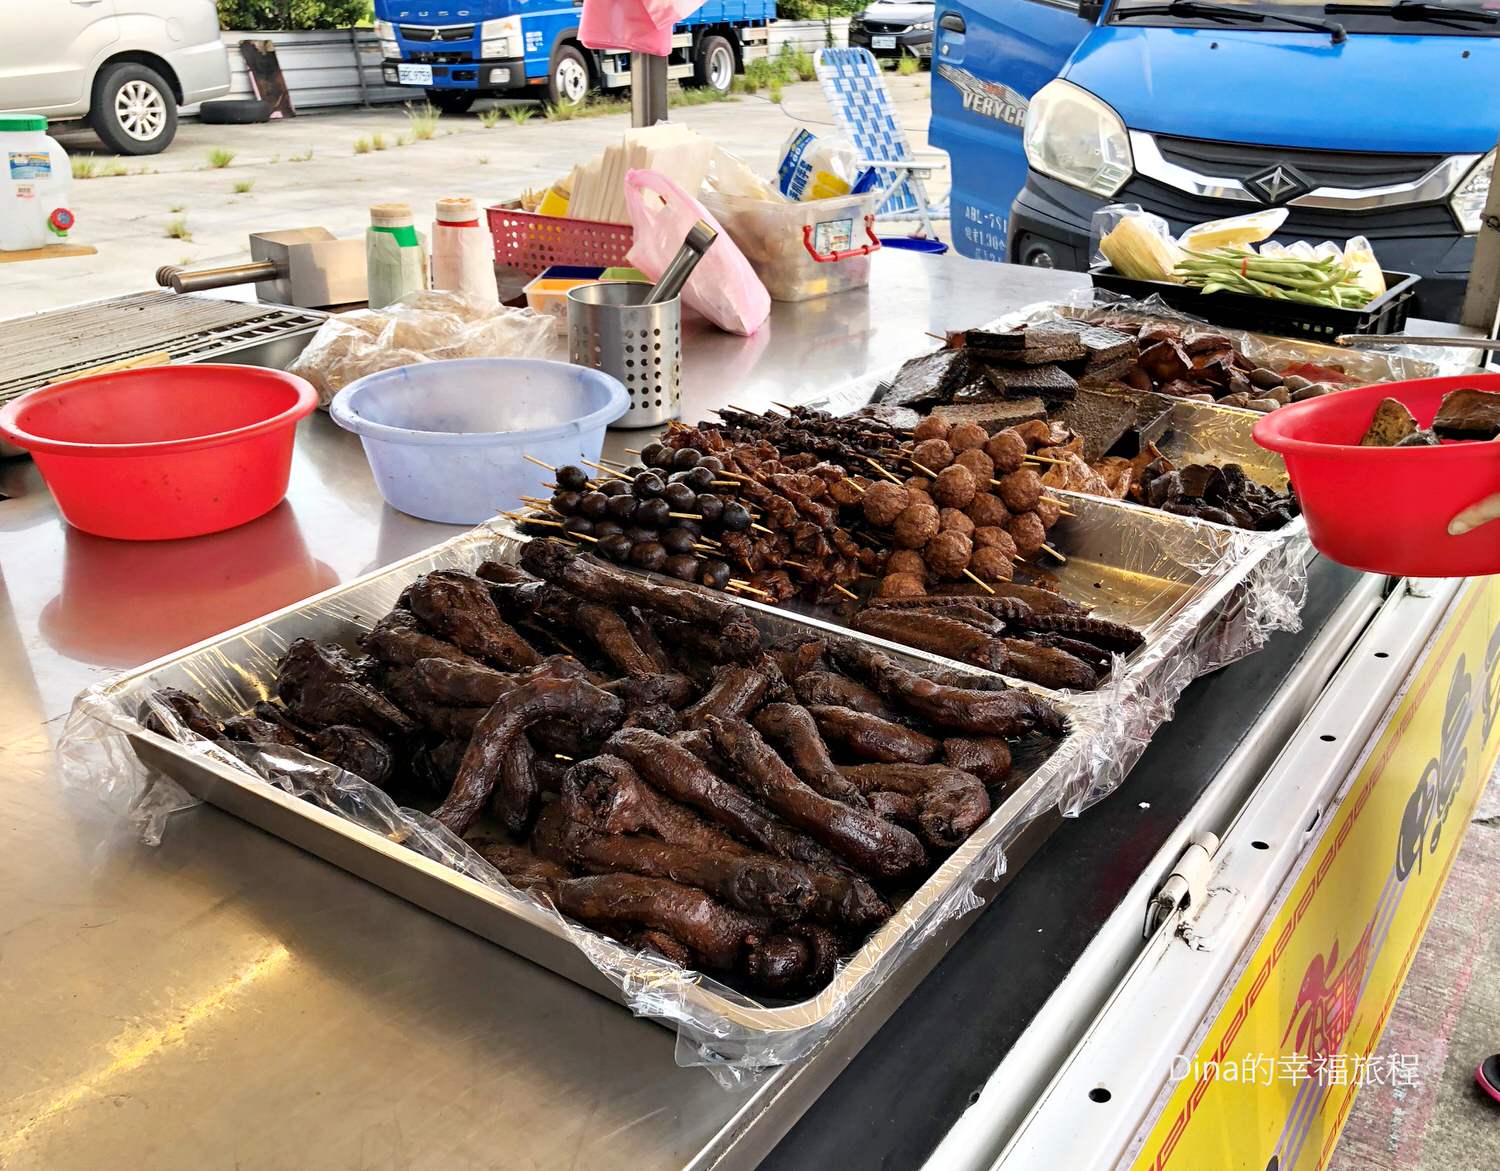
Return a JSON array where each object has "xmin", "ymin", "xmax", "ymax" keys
[{"xmin": 1448, "ymin": 494, "xmax": 1500, "ymax": 536}]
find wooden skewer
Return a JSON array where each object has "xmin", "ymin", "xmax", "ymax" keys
[
  {"xmin": 844, "ymin": 479, "xmax": 867, "ymax": 494},
  {"xmin": 1040, "ymin": 543, "xmax": 1067, "ymax": 563},
  {"xmin": 907, "ymin": 460, "xmax": 941, "ymax": 478},
  {"xmin": 596, "ymin": 456, "xmax": 629, "ymax": 469},
  {"xmin": 832, "ymin": 583, "xmax": 860, "ymax": 601},
  {"xmin": 728, "ymin": 580, "xmax": 773, "ymax": 598},
  {"xmin": 751, "ymin": 523, "xmax": 775, "ymax": 535},
  {"xmin": 517, "ymin": 516, "xmax": 566, "ymax": 528},
  {"xmin": 624, "ymin": 448, "xmax": 643, "ymax": 455},
  {"xmin": 1024, "ymin": 454, "xmax": 1070, "ymax": 467},
  {"xmin": 924, "ymin": 330, "xmax": 946, "ymax": 342},
  {"xmin": 865, "ymin": 457, "xmax": 903, "ymax": 485},
  {"xmin": 668, "ymin": 512, "xmax": 700, "ymax": 521},
  {"xmin": 543, "ymin": 481, "xmax": 559, "ymax": 490},
  {"xmin": 554, "ymin": 754, "xmax": 574, "ymax": 763},
  {"xmin": 783, "ymin": 560, "xmax": 809, "ymax": 570},
  {"xmin": 963, "ymin": 569, "xmax": 997, "ymax": 595},
  {"xmin": 579, "ymin": 457, "xmax": 628, "ymax": 480},
  {"xmin": 524, "ymin": 454, "xmax": 556, "ymax": 471},
  {"xmin": 772, "ymin": 401, "xmax": 799, "ymax": 412}
]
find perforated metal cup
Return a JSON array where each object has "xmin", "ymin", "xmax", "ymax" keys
[{"xmin": 567, "ymin": 282, "xmax": 681, "ymax": 429}]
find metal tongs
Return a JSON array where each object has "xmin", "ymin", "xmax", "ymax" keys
[{"xmin": 1335, "ymin": 333, "xmax": 1500, "ymax": 351}]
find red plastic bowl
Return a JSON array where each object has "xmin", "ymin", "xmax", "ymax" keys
[
  {"xmin": 1254, "ymin": 373, "xmax": 1500, "ymax": 578},
  {"xmin": 0, "ymin": 364, "xmax": 318, "ymax": 541}
]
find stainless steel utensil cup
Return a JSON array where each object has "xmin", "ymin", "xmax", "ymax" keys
[{"xmin": 568, "ymin": 282, "xmax": 681, "ymax": 429}]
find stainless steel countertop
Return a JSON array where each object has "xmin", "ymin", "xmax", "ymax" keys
[{"xmin": 0, "ymin": 253, "xmax": 1083, "ymax": 1171}]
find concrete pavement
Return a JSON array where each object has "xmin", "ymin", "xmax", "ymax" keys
[{"xmin": 2, "ymin": 76, "xmax": 945, "ymax": 318}]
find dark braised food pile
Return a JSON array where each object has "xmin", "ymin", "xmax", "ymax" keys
[
  {"xmin": 140, "ymin": 539, "xmax": 1068, "ymax": 998},
  {"xmin": 884, "ymin": 316, "xmax": 1354, "ymax": 419},
  {"xmin": 1038, "ymin": 438, "xmax": 1300, "ymax": 531}
]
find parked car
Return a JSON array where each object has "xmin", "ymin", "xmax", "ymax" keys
[
  {"xmin": 0, "ymin": 0, "xmax": 230, "ymax": 155},
  {"xmin": 375, "ymin": 0, "xmax": 775, "ymax": 111},
  {"xmin": 930, "ymin": 0, "xmax": 1498, "ymax": 321},
  {"xmin": 849, "ymin": 1, "xmax": 936, "ymax": 63}
]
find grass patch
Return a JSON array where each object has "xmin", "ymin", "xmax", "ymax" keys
[
  {"xmin": 506, "ymin": 105, "xmax": 535, "ymax": 124},
  {"xmin": 164, "ymin": 216, "xmax": 192, "ymax": 241},
  {"xmin": 99, "ymin": 158, "xmax": 129, "ymax": 178},
  {"xmin": 897, "ymin": 56, "xmax": 920, "ymax": 76},
  {"xmin": 168, "ymin": 203, "xmax": 185, "ymax": 213},
  {"xmin": 478, "ymin": 156, "xmax": 490, "ymax": 165},
  {"xmin": 668, "ymin": 86, "xmax": 733, "ymax": 108},
  {"xmin": 290, "ymin": 149, "xmax": 314, "ymax": 163},
  {"xmin": 406, "ymin": 102, "xmax": 441, "ymax": 140},
  {"xmin": 372, "ymin": 133, "xmax": 388, "ymax": 151},
  {"xmin": 232, "ymin": 178, "xmax": 255, "ymax": 194},
  {"xmin": 478, "ymin": 107, "xmax": 503, "ymax": 128},
  {"xmin": 354, "ymin": 137, "xmax": 372, "ymax": 155},
  {"xmin": 207, "ymin": 146, "xmax": 236, "ymax": 169},
  {"xmin": 71, "ymin": 156, "xmax": 98, "ymax": 180},
  {"xmin": 546, "ymin": 95, "xmax": 629, "ymax": 121},
  {"xmin": 395, "ymin": 133, "xmax": 410, "ymax": 146},
  {"xmin": 768, "ymin": 79, "xmax": 783, "ymax": 104}
]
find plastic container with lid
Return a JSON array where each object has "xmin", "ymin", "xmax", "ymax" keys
[
  {"xmin": 431, "ymin": 195, "xmax": 498, "ymax": 307},
  {"xmin": 1, "ymin": 115, "xmax": 74, "ymax": 252},
  {"xmin": 700, "ymin": 189, "xmax": 881, "ymax": 302}
]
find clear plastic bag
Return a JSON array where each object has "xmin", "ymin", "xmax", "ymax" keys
[
  {"xmin": 288, "ymin": 290, "xmax": 557, "ymax": 408},
  {"xmin": 1179, "ymin": 208, "xmax": 1288, "ymax": 252},
  {"xmin": 774, "ymin": 129, "xmax": 860, "ymax": 202},
  {"xmin": 1091, "ymin": 204, "xmax": 1182, "ymax": 282}
]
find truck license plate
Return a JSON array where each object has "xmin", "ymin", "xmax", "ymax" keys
[
  {"xmin": 397, "ymin": 64, "xmax": 434, "ymax": 86},
  {"xmin": 872, "ymin": 35, "xmax": 897, "ymax": 49}
]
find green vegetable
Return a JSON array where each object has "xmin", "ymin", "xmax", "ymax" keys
[{"xmin": 1172, "ymin": 247, "xmax": 1374, "ymax": 308}]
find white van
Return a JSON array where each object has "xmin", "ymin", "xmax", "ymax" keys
[{"xmin": 0, "ymin": 1, "xmax": 231, "ymax": 155}]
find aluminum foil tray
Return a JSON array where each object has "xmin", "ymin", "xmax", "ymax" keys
[{"xmin": 87, "ymin": 526, "xmax": 1094, "ymax": 1069}]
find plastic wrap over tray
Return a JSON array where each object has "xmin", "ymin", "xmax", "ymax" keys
[{"xmin": 60, "ymin": 524, "xmax": 1089, "ymax": 1084}]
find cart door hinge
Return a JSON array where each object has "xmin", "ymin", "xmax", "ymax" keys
[{"xmin": 1144, "ymin": 832, "xmax": 1220, "ymax": 938}]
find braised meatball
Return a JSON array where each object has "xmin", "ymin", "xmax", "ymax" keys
[
  {"xmin": 1007, "ymin": 511, "xmax": 1047, "ymax": 556},
  {"xmin": 953, "ymin": 448, "xmax": 995, "ymax": 484},
  {"xmin": 939, "ymin": 507, "xmax": 975, "ymax": 536},
  {"xmin": 970, "ymin": 545, "xmax": 1016, "ymax": 583},
  {"xmin": 1015, "ymin": 419, "xmax": 1053, "ymax": 450},
  {"xmin": 924, "ymin": 531, "xmax": 973, "ymax": 580},
  {"xmin": 877, "ymin": 572, "xmax": 928, "ymax": 599},
  {"xmin": 948, "ymin": 421, "xmax": 990, "ymax": 453},
  {"xmin": 905, "ymin": 475, "xmax": 932, "ymax": 494},
  {"xmin": 894, "ymin": 503, "xmax": 941, "ymax": 549},
  {"xmin": 974, "ymin": 526, "xmax": 1019, "ymax": 562},
  {"xmin": 966, "ymin": 493, "xmax": 1010, "ymax": 529},
  {"xmin": 862, "ymin": 480, "xmax": 911, "ymax": 527},
  {"xmin": 913, "ymin": 415, "xmax": 951, "ymax": 443},
  {"xmin": 983, "ymin": 429, "xmax": 1028, "ymax": 474},
  {"xmin": 997, "ymin": 468, "xmax": 1043, "ymax": 513},
  {"xmin": 906, "ymin": 488, "xmax": 935, "ymax": 511},
  {"xmin": 912, "ymin": 438, "xmax": 955, "ymax": 473},
  {"xmin": 1035, "ymin": 494, "xmax": 1062, "ymax": 528},
  {"xmin": 931, "ymin": 464, "xmax": 978, "ymax": 509},
  {"xmin": 885, "ymin": 548, "xmax": 927, "ymax": 577}
]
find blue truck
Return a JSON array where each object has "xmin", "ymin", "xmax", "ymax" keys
[
  {"xmin": 375, "ymin": 1, "xmax": 776, "ymax": 112},
  {"xmin": 929, "ymin": 0, "xmax": 1499, "ymax": 320}
]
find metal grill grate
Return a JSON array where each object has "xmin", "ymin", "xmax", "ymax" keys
[{"xmin": 0, "ymin": 293, "xmax": 325, "ymax": 406}]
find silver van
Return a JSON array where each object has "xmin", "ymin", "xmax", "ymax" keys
[{"xmin": 0, "ymin": 0, "xmax": 231, "ymax": 154}]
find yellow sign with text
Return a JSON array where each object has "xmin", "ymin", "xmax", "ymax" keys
[{"xmin": 1130, "ymin": 577, "xmax": 1500, "ymax": 1171}]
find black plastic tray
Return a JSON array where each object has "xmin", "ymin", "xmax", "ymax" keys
[{"xmin": 1088, "ymin": 266, "xmax": 1419, "ymax": 342}]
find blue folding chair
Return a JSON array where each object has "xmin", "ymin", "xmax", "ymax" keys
[{"xmin": 814, "ymin": 47, "xmax": 949, "ymax": 239}]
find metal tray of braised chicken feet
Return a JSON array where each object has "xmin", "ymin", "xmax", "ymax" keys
[{"xmin": 97, "ymin": 524, "xmax": 1108, "ymax": 1065}]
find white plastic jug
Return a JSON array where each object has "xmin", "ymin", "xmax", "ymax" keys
[{"xmin": 1, "ymin": 115, "xmax": 74, "ymax": 252}]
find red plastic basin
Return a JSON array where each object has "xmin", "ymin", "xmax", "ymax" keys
[
  {"xmin": 1253, "ymin": 373, "xmax": 1500, "ymax": 578},
  {"xmin": 0, "ymin": 364, "xmax": 318, "ymax": 541}
]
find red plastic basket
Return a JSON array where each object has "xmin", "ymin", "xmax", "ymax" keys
[
  {"xmin": 487, "ymin": 205, "xmax": 634, "ymax": 276},
  {"xmin": 1253, "ymin": 373, "xmax": 1500, "ymax": 578}
]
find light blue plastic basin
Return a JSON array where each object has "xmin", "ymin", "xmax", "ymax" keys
[{"xmin": 331, "ymin": 358, "xmax": 629, "ymax": 524}]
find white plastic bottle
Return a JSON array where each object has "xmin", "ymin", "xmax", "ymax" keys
[
  {"xmin": 430, "ymin": 196, "xmax": 497, "ymax": 308},
  {"xmin": 366, "ymin": 203, "xmax": 427, "ymax": 310},
  {"xmin": 1, "ymin": 115, "xmax": 75, "ymax": 252}
]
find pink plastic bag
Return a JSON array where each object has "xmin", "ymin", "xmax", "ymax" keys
[
  {"xmin": 624, "ymin": 169, "xmax": 771, "ymax": 337},
  {"xmin": 579, "ymin": 0, "xmax": 671, "ymax": 55},
  {"xmin": 639, "ymin": 0, "xmax": 706, "ymax": 24}
]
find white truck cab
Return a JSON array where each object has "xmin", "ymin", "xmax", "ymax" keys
[{"xmin": 0, "ymin": 0, "xmax": 231, "ymax": 155}]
